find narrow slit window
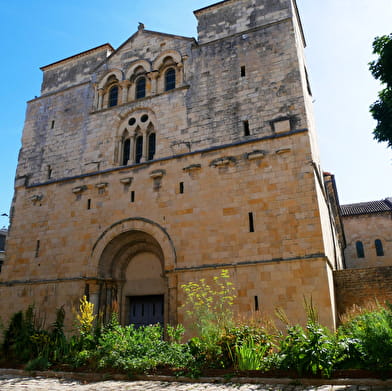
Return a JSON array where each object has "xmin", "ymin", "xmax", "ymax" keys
[
  {"xmin": 87, "ymin": 199, "xmax": 91, "ymax": 210},
  {"xmin": 130, "ymin": 191, "xmax": 135, "ymax": 203},
  {"xmin": 35, "ymin": 240, "xmax": 40, "ymax": 258},
  {"xmin": 179, "ymin": 182, "xmax": 184, "ymax": 194},
  {"xmin": 241, "ymin": 65, "xmax": 246, "ymax": 77},
  {"xmin": 243, "ymin": 120, "xmax": 250, "ymax": 136},
  {"xmin": 47, "ymin": 165, "xmax": 52, "ymax": 179},
  {"xmin": 254, "ymin": 296, "xmax": 259, "ymax": 311},
  {"xmin": 375, "ymin": 239, "xmax": 384, "ymax": 256},
  {"xmin": 51, "ymin": 120, "xmax": 55, "ymax": 129},
  {"xmin": 248, "ymin": 212, "xmax": 255, "ymax": 232},
  {"xmin": 356, "ymin": 241, "xmax": 364, "ymax": 258}
]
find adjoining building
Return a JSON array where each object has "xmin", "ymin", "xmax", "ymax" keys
[
  {"xmin": 0, "ymin": 0, "xmax": 344, "ymax": 331},
  {"xmin": 340, "ymin": 198, "xmax": 392, "ymax": 269}
]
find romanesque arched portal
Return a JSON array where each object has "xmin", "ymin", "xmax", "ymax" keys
[{"xmin": 90, "ymin": 218, "xmax": 177, "ymax": 326}]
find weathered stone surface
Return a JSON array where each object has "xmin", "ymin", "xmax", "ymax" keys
[{"xmin": 0, "ymin": 0, "xmax": 343, "ymax": 333}]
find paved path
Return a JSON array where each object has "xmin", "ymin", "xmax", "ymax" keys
[{"xmin": 0, "ymin": 374, "xmax": 391, "ymax": 391}]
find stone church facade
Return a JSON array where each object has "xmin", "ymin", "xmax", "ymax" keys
[{"xmin": 0, "ymin": 0, "xmax": 344, "ymax": 331}]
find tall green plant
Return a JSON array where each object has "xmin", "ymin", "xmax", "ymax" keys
[
  {"xmin": 181, "ymin": 270, "xmax": 236, "ymax": 369},
  {"xmin": 181, "ymin": 269, "xmax": 235, "ymax": 342},
  {"xmin": 235, "ymin": 337, "xmax": 269, "ymax": 370},
  {"xmin": 276, "ymin": 301, "xmax": 339, "ymax": 378}
]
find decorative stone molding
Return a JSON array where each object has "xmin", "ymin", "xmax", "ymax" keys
[
  {"xmin": 183, "ymin": 164, "xmax": 201, "ymax": 172},
  {"xmin": 72, "ymin": 185, "xmax": 87, "ymax": 194},
  {"xmin": 275, "ymin": 148, "xmax": 291, "ymax": 155},
  {"xmin": 29, "ymin": 194, "xmax": 43, "ymax": 202},
  {"xmin": 209, "ymin": 156, "xmax": 236, "ymax": 167},
  {"xmin": 270, "ymin": 116, "xmax": 296, "ymax": 134},
  {"xmin": 170, "ymin": 142, "xmax": 191, "ymax": 155},
  {"xmin": 119, "ymin": 177, "xmax": 133, "ymax": 185},
  {"xmin": 149, "ymin": 169, "xmax": 166, "ymax": 179},
  {"xmin": 95, "ymin": 182, "xmax": 108, "ymax": 189},
  {"xmin": 246, "ymin": 150, "xmax": 266, "ymax": 160}
]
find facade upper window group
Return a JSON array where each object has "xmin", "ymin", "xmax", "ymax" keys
[
  {"xmin": 95, "ymin": 51, "xmax": 183, "ymax": 110},
  {"xmin": 355, "ymin": 239, "xmax": 385, "ymax": 258},
  {"xmin": 118, "ymin": 111, "xmax": 157, "ymax": 166}
]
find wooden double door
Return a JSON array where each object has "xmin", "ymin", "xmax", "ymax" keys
[{"xmin": 127, "ymin": 295, "xmax": 164, "ymax": 327}]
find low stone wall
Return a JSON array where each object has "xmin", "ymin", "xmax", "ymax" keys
[{"xmin": 334, "ymin": 266, "xmax": 392, "ymax": 318}]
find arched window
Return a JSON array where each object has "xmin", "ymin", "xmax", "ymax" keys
[
  {"xmin": 148, "ymin": 133, "xmax": 156, "ymax": 161},
  {"xmin": 136, "ymin": 77, "xmax": 146, "ymax": 99},
  {"xmin": 356, "ymin": 241, "xmax": 365, "ymax": 258},
  {"xmin": 122, "ymin": 139, "xmax": 130, "ymax": 166},
  {"xmin": 135, "ymin": 136, "xmax": 143, "ymax": 163},
  {"xmin": 375, "ymin": 239, "xmax": 384, "ymax": 256},
  {"xmin": 165, "ymin": 68, "xmax": 176, "ymax": 91},
  {"xmin": 108, "ymin": 85, "xmax": 119, "ymax": 107}
]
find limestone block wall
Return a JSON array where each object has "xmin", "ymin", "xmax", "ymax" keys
[
  {"xmin": 17, "ymin": 83, "xmax": 93, "ymax": 184},
  {"xmin": 195, "ymin": 0, "xmax": 292, "ymax": 44},
  {"xmin": 177, "ymin": 258, "xmax": 336, "ymax": 333},
  {"xmin": 342, "ymin": 213, "xmax": 392, "ymax": 269},
  {"xmin": 1, "ymin": 131, "xmax": 338, "ymax": 330},
  {"xmin": 41, "ymin": 45, "xmax": 113, "ymax": 95},
  {"xmin": 18, "ymin": 0, "xmax": 312, "ymax": 187},
  {"xmin": 4, "ymin": 133, "xmax": 325, "ymax": 280},
  {"xmin": 334, "ymin": 266, "xmax": 392, "ymax": 319}
]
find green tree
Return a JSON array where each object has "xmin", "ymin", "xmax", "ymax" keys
[{"xmin": 369, "ymin": 33, "xmax": 392, "ymax": 149}]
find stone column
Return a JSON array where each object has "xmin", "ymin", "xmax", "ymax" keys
[
  {"xmin": 97, "ymin": 88, "xmax": 104, "ymax": 110},
  {"xmin": 141, "ymin": 130, "xmax": 148, "ymax": 162},
  {"xmin": 129, "ymin": 136, "xmax": 135, "ymax": 164},
  {"xmin": 148, "ymin": 71, "xmax": 159, "ymax": 95},
  {"xmin": 120, "ymin": 80, "xmax": 130, "ymax": 104},
  {"xmin": 177, "ymin": 63, "xmax": 184, "ymax": 85}
]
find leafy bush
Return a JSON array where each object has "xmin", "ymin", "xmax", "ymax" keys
[
  {"xmin": 25, "ymin": 356, "xmax": 51, "ymax": 371},
  {"xmin": 2, "ymin": 306, "xmax": 40, "ymax": 363},
  {"xmin": 90, "ymin": 323, "xmax": 193, "ymax": 373},
  {"xmin": 275, "ymin": 302, "xmax": 339, "ymax": 378},
  {"xmin": 338, "ymin": 303, "xmax": 392, "ymax": 371}
]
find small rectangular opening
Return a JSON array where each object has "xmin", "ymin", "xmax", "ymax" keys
[
  {"xmin": 179, "ymin": 182, "xmax": 184, "ymax": 194},
  {"xmin": 51, "ymin": 120, "xmax": 55, "ymax": 129},
  {"xmin": 130, "ymin": 191, "xmax": 135, "ymax": 203},
  {"xmin": 254, "ymin": 295, "xmax": 259, "ymax": 311},
  {"xmin": 241, "ymin": 65, "xmax": 246, "ymax": 77},
  {"xmin": 248, "ymin": 212, "xmax": 254, "ymax": 232},
  {"xmin": 87, "ymin": 199, "xmax": 91, "ymax": 210},
  {"xmin": 243, "ymin": 120, "xmax": 250, "ymax": 136},
  {"xmin": 47, "ymin": 165, "xmax": 52, "ymax": 180},
  {"xmin": 35, "ymin": 240, "xmax": 40, "ymax": 258}
]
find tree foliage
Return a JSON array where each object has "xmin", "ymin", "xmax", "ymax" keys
[{"xmin": 369, "ymin": 33, "xmax": 392, "ymax": 149}]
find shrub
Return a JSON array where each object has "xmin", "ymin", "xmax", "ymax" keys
[
  {"xmin": 2, "ymin": 306, "xmax": 41, "ymax": 363},
  {"xmin": 94, "ymin": 323, "xmax": 193, "ymax": 373},
  {"xmin": 338, "ymin": 303, "xmax": 392, "ymax": 371}
]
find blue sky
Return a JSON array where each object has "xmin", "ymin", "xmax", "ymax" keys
[{"xmin": 0, "ymin": 0, "xmax": 391, "ymax": 229}]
